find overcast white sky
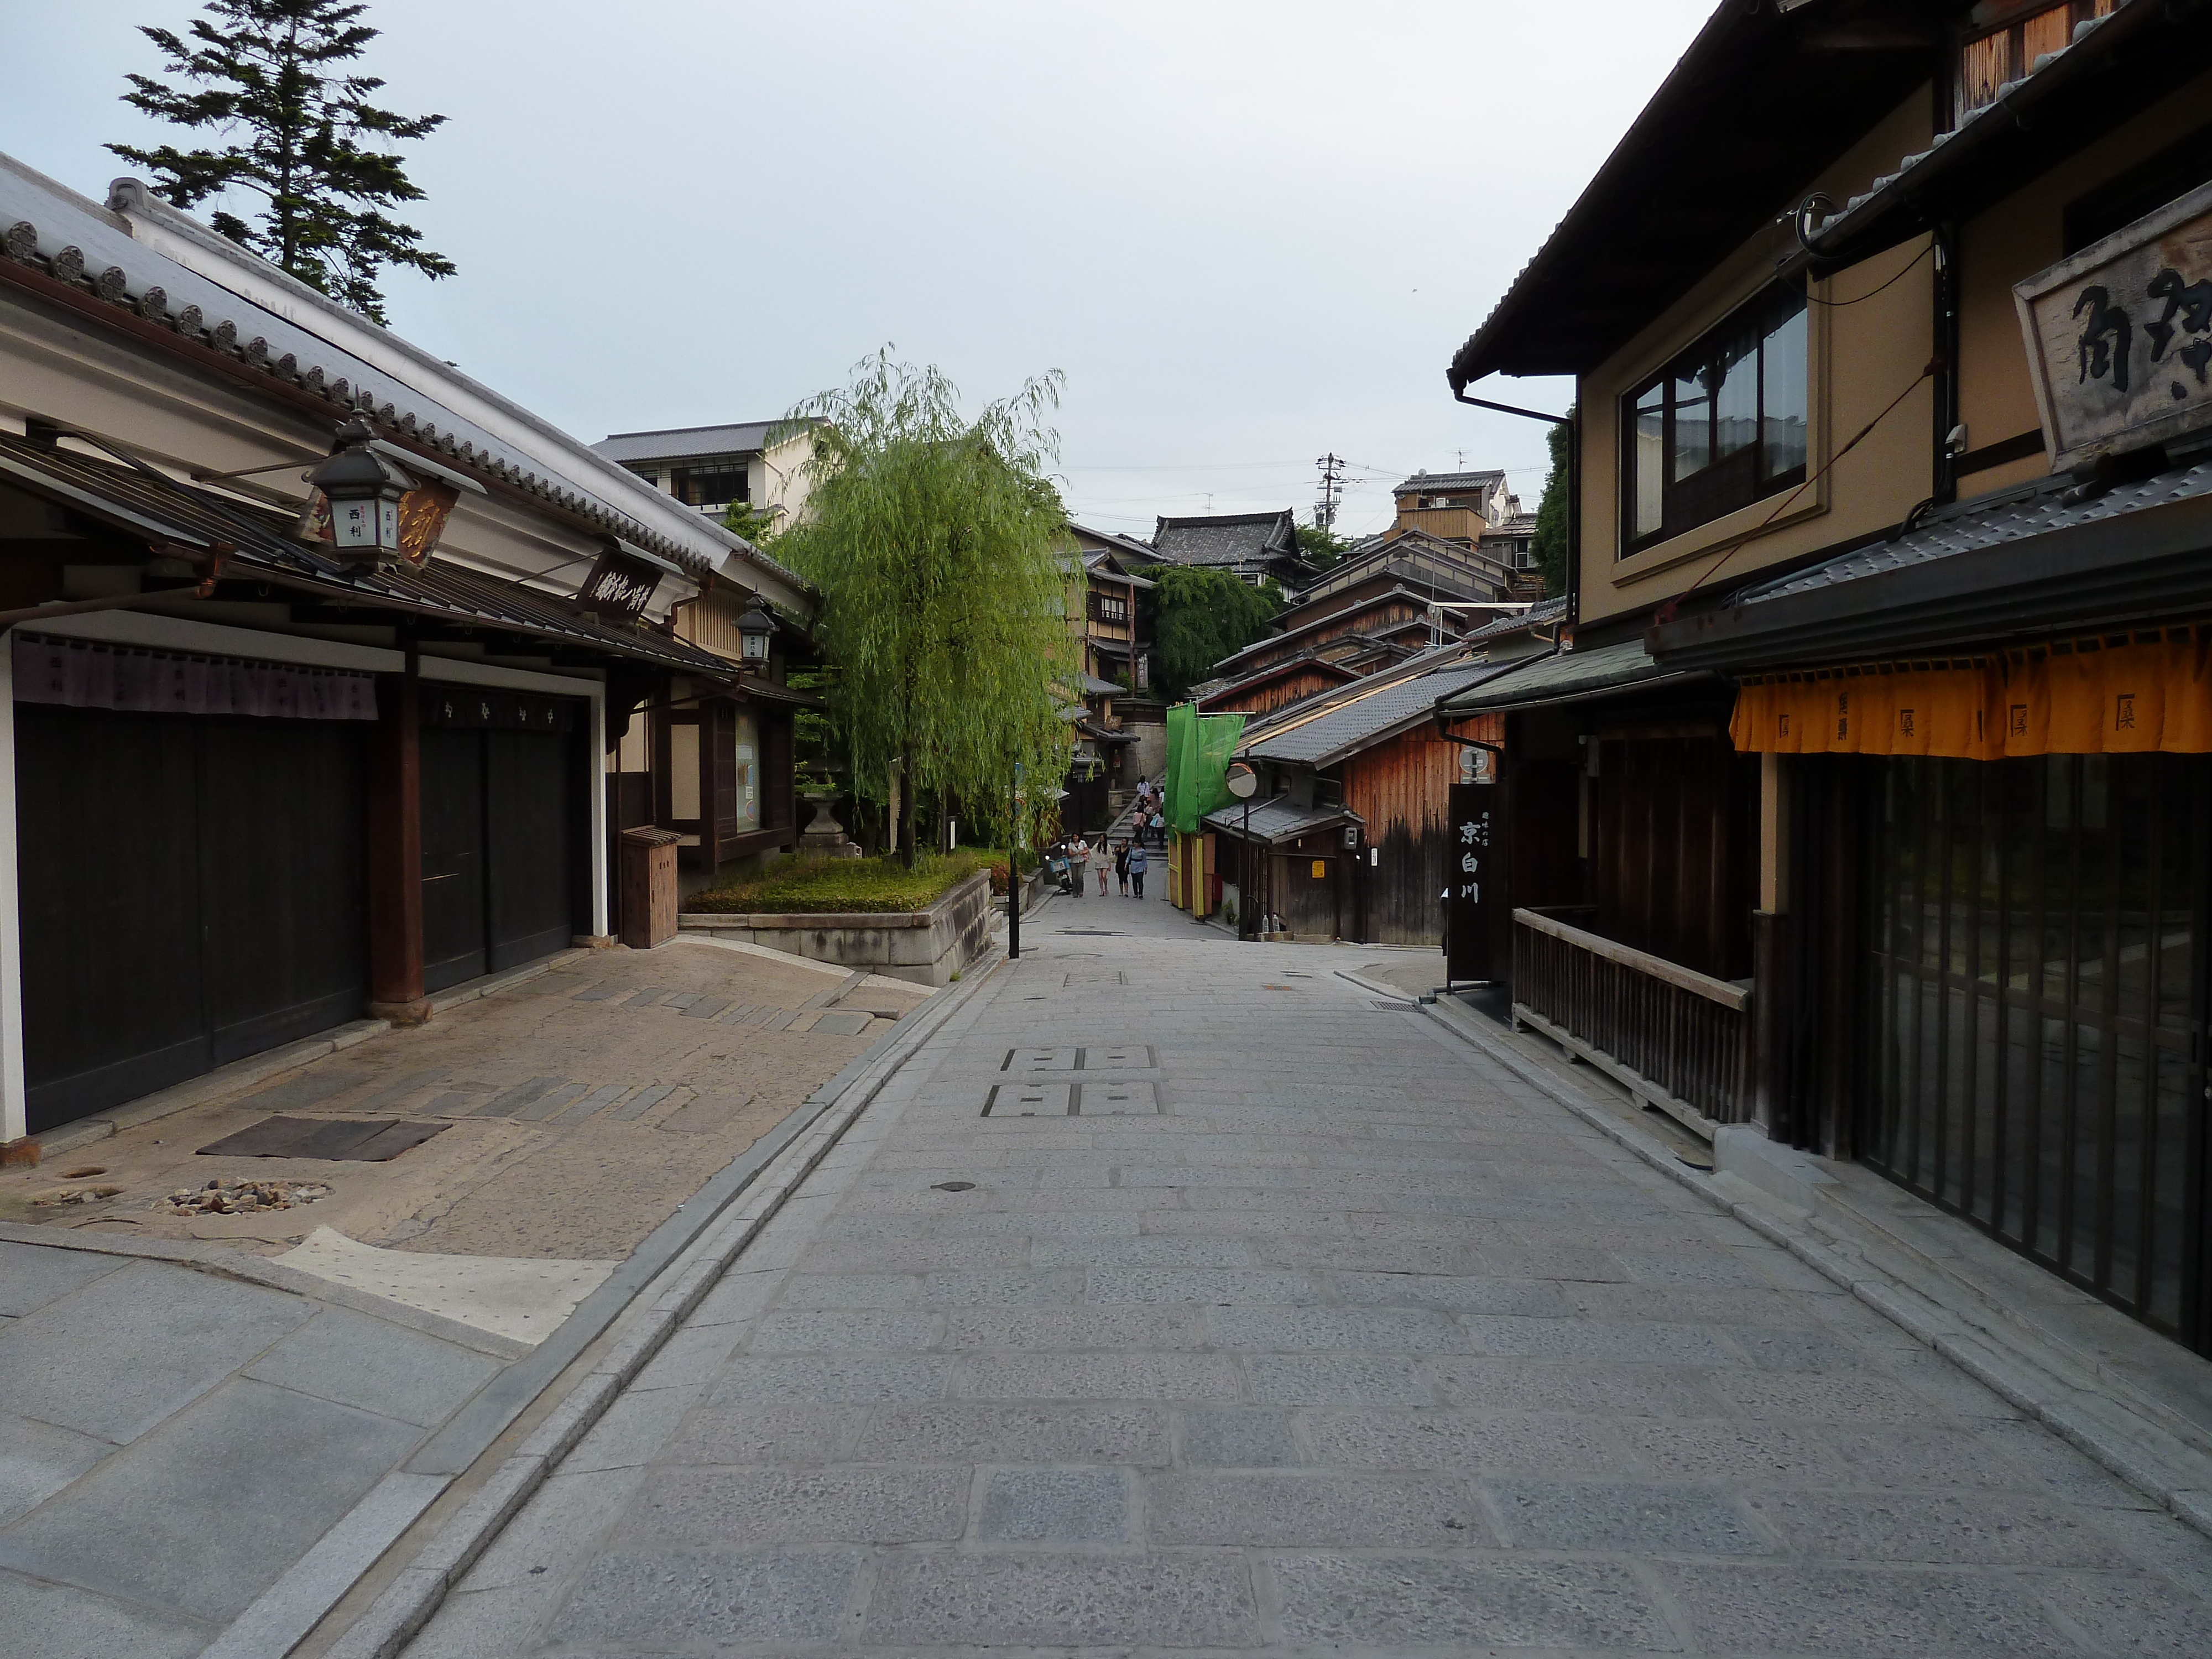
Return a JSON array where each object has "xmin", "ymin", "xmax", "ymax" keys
[{"xmin": 7, "ymin": 2, "xmax": 1712, "ymax": 538}]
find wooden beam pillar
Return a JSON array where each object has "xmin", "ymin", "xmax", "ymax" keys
[{"xmin": 366, "ymin": 648, "xmax": 429, "ymax": 1024}]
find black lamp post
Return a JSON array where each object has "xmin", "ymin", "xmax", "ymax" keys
[
  {"xmin": 736, "ymin": 595, "xmax": 776, "ymax": 668},
  {"xmin": 306, "ymin": 418, "xmax": 415, "ymax": 566}
]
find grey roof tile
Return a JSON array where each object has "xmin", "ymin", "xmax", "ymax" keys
[
  {"xmin": 1738, "ymin": 459, "xmax": 2212, "ymax": 603},
  {"xmin": 1243, "ymin": 661, "xmax": 1505, "ymax": 766}
]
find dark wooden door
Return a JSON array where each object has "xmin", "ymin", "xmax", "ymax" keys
[
  {"xmin": 198, "ymin": 717, "xmax": 366, "ymax": 1061},
  {"xmin": 485, "ymin": 727, "xmax": 577, "ymax": 970},
  {"xmin": 419, "ymin": 703, "xmax": 584, "ymax": 992},
  {"xmin": 17, "ymin": 706, "xmax": 366, "ymax": 1131},
  {"xmin": 420, "ymin": 726, "xmax": 488, "ymax": 993}
]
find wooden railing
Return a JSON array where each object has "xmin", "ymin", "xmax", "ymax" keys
[{"xmin": 1510, "ymin": 906, "xmax": 1755, "ymax": 1133}]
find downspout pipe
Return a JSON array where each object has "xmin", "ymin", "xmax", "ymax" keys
[{"xmin": 1451, "ymin": 389, "xmax": 1577, "ymax": 631}]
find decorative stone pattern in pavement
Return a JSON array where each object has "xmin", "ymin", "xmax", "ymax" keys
[{"xmin": 400, "ymin": 891, "xmax": 2212, "ymax": 1656}]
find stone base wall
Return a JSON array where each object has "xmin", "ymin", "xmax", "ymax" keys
[{"xmin": 678, "ymin": 870, "xmax": 995, "ymax": 987}]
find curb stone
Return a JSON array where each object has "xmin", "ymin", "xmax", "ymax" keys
[
  {"xmin": 314, "ymin": 946, "xmax": 1012, "ymax": 1659},
  {"xmin": 1366, "ymin": 968, "xmax": 2212, "ymax": 1545}
]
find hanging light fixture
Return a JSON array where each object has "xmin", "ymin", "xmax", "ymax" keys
[
  {"xmin": 736, "ymin": 594, "xmax": 777, "ymax": 666},
  {"xmin": 306, "ymin": 417, "xmax": 416, "ymax": 565}
]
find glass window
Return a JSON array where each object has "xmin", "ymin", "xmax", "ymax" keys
[
  {"xmin": 1620, "ymin": 282, "xmax": 1807, "ymax": 552},
  {"xmin": 732, "ymin": 709, "xmax": 760, "ymax": 830},
  {"xmin": 1761, "ymin": 306, "xmax": 1809, "ymax": 480},
  {"xmin": 1632, "ymin": 382, "xmax": 1665, "ymax": 541}
]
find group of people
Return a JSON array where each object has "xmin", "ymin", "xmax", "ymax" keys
[
  {"xmin": 1051, "ymin": 833, "xmax": 1147, "ymax": 899},
  {"xmin": 1045, "ymin": 777, "xmax": 1168, "ymax": 902}
]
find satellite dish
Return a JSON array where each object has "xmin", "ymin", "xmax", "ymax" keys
[{"xmin": 1225, "ymin": 763, "xmax": 1259, "ymax": 800}]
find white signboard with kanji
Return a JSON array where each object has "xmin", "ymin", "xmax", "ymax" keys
[{"xmin": 2017, "ymin": 178, "xmax": 2212, "ymax": 471}]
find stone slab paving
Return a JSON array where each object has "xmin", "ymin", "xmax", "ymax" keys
[
  {"xmin": 400, "ymin": 885, "xmax": 2212, "ymax": 1656},
  {"xmin": 0, "ymin": 1239, "xmax": 511, "ymax": 1656}
]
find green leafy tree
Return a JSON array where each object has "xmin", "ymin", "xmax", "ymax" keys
[
  {"xmin": 1153, "ymin": 566, "xmax": 1281, "ymax": 700},
  {"xmin": 775, "ymin": 351, "xmax": 1075, "ymax": 867},
  {"xmin": 109, "ymin": 1, "xmax": 454, "ymax": 325},
  {"xmin": 1530, "ymin": 408, "xmax": 1574, "ymax": 598},
  {"xmin": 1294, "ymin": 520, "xmax": 1353, "ymax": 570},
  {"xmin": 721, "ymin": 500, "xmax": 782, "ymax": 547}
]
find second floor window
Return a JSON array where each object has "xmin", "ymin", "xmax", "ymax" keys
[
  {"xmin": 672, "ymin": 465, "xmax": 748, "ymax": 508},
  {"xmin": 1092, "ymin": 591, "xmax": 1129, "ymax": 624},
  {"xmin": 1624, "ymin": 283, "xmax": 1807, "ymax": 552}
]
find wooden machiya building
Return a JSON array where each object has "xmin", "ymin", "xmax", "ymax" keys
[
  {"xmin": 1206, "ymin": 650, "xmax": 1509, "ymax": 946},
  {"xmin": 0, "ymin": 155, "xmax": 815, "ymax": 1149},
  {"xmin": 1438, "ymin": 0, "xmax": 2212, "ymax": 1356}
]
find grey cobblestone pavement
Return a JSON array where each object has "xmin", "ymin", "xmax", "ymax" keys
[{"xmin": 400, "ymin": 887, "xmax": 2212, "ymax": 1656}]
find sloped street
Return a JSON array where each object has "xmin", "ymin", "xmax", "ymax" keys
[{"xmin": 390, "ymin": 891, "xmax": 2212, "ymax": 1657}]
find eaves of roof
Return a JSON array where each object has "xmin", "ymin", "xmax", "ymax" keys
[
  {"xmin": 592, "ymin": 421, "xmax": 789, "ymax": 464},
  {"xmin": 1244, "ymin": 661, "xmax": 1507, "ymax": 768},
  {"xmin": 1196, "ymin": 653, "xmax": 1363, "ymax": 708},
  {"xmin": 1437, "ymin": 637, "xmax": 1713, "ymax": 716},
  {"xmin": 1650, "ymin": 454, "xmax": 2212, "ymax": 672},
  {"xmin": 0, "ymin": 434, "xmax": 735, "ymax": 677},
  {"xmin": 0, "ymin": 156, "xmax": 810, "ymax": 604},
  {"xmin": 1213, "ymin": 586, "xmax": 1467, "ymax": 674},
  {"xmin": 1202, "ymin": 795, "xmax": 1361, "ymax": 846},
  {"xmin": 1797, "ymin": 0, "xmax": 2203, "ymax": 275},
  {"xmin": 1446, "ymin": 1, "xmax": 1948, "ymax": 388}
]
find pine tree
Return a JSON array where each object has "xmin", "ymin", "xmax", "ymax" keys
[{"xmin": 109, "ymin": 1, "xmax": 453, "ymax": 325}]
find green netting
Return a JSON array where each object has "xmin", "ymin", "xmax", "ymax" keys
[{"xmin": 1164, "ymin": 702, "xmax": 1246, "ymax": 835}]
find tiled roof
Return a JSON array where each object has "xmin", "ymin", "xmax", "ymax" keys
[
  {"xmin": 591, "ymin": 421, "xmax": 789, "ymax": 464},
  {"xmin": 1151, "ymin": 510, "xmax": 1296, "ymax": 567},
  {"xmin": 1393, "ymin": 469, "xmax": 1503, "ymax": 495},
  {"xmin": 1741, "ymin": 462, "xmax": 2212, "ymax": 604},
  {"xmin": 0, "ymin": 435, "xmax": 733, "ymax": 676},
  {"xmin": 1802, "ymin": 0, "xmax": 2147, "ymax": 264},
  {"xmin": 1438, "ymin": 636, "xmax": 1713, "ymax": 715},
  {"xmin": 1202, "ymin": 795, "xmax": 1360, "ymax": 846},
  {"xmin": 1466, "ymin": 595, "xmax": 1564, "ymax": 643},
  {"xmin": 0, "ymin": 155, "xmax": 802, "ymax": 596},
  {"xmin": 1243, "ymin": 660, "xmax": 1504, "ymax": 767}
]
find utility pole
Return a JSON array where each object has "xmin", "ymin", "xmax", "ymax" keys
[{"xmin": 1313, "ymin": 453, "xmax": 1344, "ymax": 535}]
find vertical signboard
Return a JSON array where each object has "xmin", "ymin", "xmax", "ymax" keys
[{"xmin": 1445, "ymin": 774, "xmax": 1503, "ymax": 983}]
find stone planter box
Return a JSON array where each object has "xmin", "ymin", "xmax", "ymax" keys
[{"xmin": 679, "ymin": 869, "xmax": 995, "ymax": 987}]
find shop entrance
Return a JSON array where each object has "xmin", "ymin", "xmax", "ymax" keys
[{"xmin": 1863, "ymin": 754, "xmax": 2211, "ymax": 1350}]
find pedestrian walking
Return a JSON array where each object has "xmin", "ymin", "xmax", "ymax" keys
[
  {"xmin": 1126, "ymin": 838, "xmax": 1148, "ymax": 899},
  {"xmin": 1096, "ymin": 847, "xmax": 1109, "ymax": 896},
  {"xmin": 1114, "ymin": 839, "xmax": 1130, "ymax": 896},
  {"xmin": 1069, "ymin": 834, "xmax": 1090, "ymax": 900},
  {"xmin": 1148, "ymin": 808, "xmax": 1165, "ymax": 849}
]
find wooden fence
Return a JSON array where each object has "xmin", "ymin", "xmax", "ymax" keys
[{"xmin": 1510, "ymin": 905, "xmax": 1755, "ymax": 1135}]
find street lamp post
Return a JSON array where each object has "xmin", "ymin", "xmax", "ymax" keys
[{"xmin": 1009, "ymin": 761, "xmax": 1024, "ymax": 960}]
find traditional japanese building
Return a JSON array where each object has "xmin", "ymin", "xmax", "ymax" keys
[
  {"xmin": 0, "ymin": 154, "xmax": 814, "ymax": 1147},
  {"xmin": 1438, "ymin": 0, "xmax": 2212, "ymax": 1355}
]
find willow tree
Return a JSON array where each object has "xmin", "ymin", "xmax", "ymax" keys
[{"xmin": 775, "ymin": 353, "xmax": 1075, "ymax": 866}]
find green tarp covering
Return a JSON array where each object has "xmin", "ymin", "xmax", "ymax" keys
[{"xmin": 1164, "ymin": 702, "xmax": 1246, "ymax": 834}]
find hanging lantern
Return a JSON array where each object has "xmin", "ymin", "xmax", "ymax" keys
[
  {"xmin": 306, "ymin": 419, "xmax": 416, "ymax": 565},
  {"xmin": 737, "ymin": 595, "xmax": 777, "ymax": 665}
]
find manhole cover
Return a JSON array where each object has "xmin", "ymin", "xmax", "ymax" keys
[
  {"xmin": 196, "ymin": 1115, "xmax": 448, "ymax": 1162},
  {"xmin": 1054, "ymin": 929, "xmax": 1126, "ymax": 936},
  {"xmin": 1371, "ymin": 998, "xmax": 1416, "ymax": 1011},
  {"xmin": 931, "ymin": 1180, "xmax": 977, "ymax": 1192}
]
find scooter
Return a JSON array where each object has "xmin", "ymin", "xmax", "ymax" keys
[{"xmin": 1047, "ymin": 849, "xmax": 1076, "ymax": 895}]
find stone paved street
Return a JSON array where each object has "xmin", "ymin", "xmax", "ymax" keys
[{"xmin": 400, "ymin": 886, "xmax": 2212, "ymax": 1656}]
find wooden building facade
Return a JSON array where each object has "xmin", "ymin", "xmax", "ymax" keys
[
  {"xmin": 0, "ymin": 155, "xmax": 815, "ymax": 1145},
  {"xmin": 1439, "ymin": 0, "xmax": 2212, "ymax": 1355}
]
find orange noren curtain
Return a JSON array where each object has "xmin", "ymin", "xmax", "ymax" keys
[{"xmin": 1728, "ymin": 632, "xmax": 2212, "ymax": 758}]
